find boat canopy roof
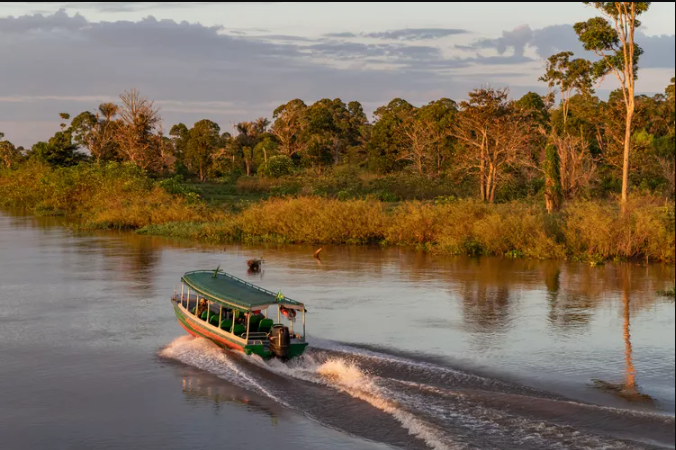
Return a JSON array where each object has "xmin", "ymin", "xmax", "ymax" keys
[{"xmin": 181, "ymin": 270, "xmax": 304, "ymax": 311}]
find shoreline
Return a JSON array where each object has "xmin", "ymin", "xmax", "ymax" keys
[{"xmin": 1, "ymin": 164, "xmax": 674, "ymax": 264}]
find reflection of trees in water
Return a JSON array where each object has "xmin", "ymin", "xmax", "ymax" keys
[
  {"xmin": 180, "ymin": 373, "xmax": 279, "ymax": 424},
  {"xmin": 460, "ymin": 283, "xmax": 512, "ymax": 336},
  {"xmin": 592, "ymin": 271, "xmax": 654, "ymax": 404},
  {"xmin": 544, "ymin": 262, "xmax": 595, "ymax": 329},
  {"xmin": 69, "ymin": 232, "xmax": 163, "ymax": 293}
]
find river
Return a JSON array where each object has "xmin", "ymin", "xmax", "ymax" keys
[{"xmin": 0, "ymin": 211, "xmax": 674, "ymax": 450}]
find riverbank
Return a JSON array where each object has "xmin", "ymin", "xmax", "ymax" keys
[{"xmin": 1, "ymin": 163, "xmax": 674, "ymax": 262}]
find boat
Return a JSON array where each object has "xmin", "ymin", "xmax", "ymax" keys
[
  {"xmin": 246, "ymin": 258, "xmax": 263, "ymax": 273},
  {"xmin": 171, "ymin": 268, "xmax": 308, "ymax": 360}
]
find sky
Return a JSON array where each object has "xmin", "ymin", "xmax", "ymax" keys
[{"xmin": 0, "ymin": 2, "xmax": 674, "ymax": 147}]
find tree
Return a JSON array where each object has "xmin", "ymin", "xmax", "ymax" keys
[
  {"xmin": 0, "ymin": 132, "xmax": 21, "ymax": 168},
  {"xmin": 452, "ymin": 88, "xmax": 533, "ymax": 203},
  {"xmin": 71, "ymin": 103, "xmax": 120, "ymax": 163},
  {"xmin": 235, "ymin": 118, "xmax": 269, "ymax": 176},
  {"xmin": 667, "ymin": 77, "xmax": 675, "ymax": 135},
  {"xmin": 574, "ymin": 2, "xmax": 651, "ymax": 210},
  {"xmin": 59, "ymin": 113, "xmax": 70, "ymax": 131},
  {"xmin": 186, "ymin": 119, "xmax": 221, "ymax": 182},
  {"xmin": 539, "ymin": 52, "xmax": 595, "ymax": 126},
  {"xmin": 399, "ymin": 99, "xmax": 456, "ymax": 176},
  {"xmin": 544, "ymin": 145, "xmax": 563, "ymax": 213},
  {"xmin": 271, "ymin": 99, "xmax": 307, "ymax": 158},
  {"xmin": 304, "ymin": 100, "xmax": 340, "ymax": 173},
  {"xmin": 345, "ymin": 101, "xmax": 371, "ymax": 164},
  {"xmin": 367, "ymin": 98, "xmax": 415, "ymax": 173},
  {"xmin": 30, "ymin": 115, "xmax": 83, "ymax": 167},
  {"xmin": 115, "ymin": 89, "xmax": 162, "ymax": 171}
]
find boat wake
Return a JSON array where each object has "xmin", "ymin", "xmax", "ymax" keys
[{"xmin": 159, "ymin": 336, "xmax": 675, "ymax": 450}]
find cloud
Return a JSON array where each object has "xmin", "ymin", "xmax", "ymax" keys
[
  {"xmin": 57, "ymin": 2, "xmax": 242, "ymax": 13},
  {"xmin": 0, "ymin": 10, "xmax": 672, "ymax": 147},
  {"xmin": 0, "ymin": 8, "xmax": 87, "ymax": 32},
  {"xmin": 462, "ymin": 24, "xmax": 675, "ymax": 69},
  {"xmin": 365, "ymin": 28, "xmax": 468, "ymax": 41},
  {"xmin": 324, "ymin": 28, "xmax": 468, "ymax": 41}
]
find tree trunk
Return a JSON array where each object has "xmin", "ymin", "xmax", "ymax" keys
[
  {"xmin": 621, "ymin": 104, "xmax": 634, "ymax": 212},
  {"xmin": 479, "ymin": 140, "xmax": 487, "ymax": 202}
]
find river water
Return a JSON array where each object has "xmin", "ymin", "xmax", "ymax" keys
[{"xmin": 0, "ymin": 211, "xmax": 674, "ymax": 450}]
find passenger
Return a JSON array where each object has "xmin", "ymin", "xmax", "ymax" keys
[{"xmin": 196, "ymin": 298, "xmax": 208, "ymax": 319}]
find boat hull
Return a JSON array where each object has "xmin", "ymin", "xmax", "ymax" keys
[{"xmin": 173, "ymin": 303, "xmax": 308, "ymax": 360}]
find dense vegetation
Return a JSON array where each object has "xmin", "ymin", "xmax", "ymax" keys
[{"xmin": 0, "ymin": 3, "xmax": 673, "ymax": 262}]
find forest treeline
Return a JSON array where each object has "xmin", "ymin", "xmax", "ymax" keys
[{"xmin": 1, "ymin": 76, "xmax": 673, "ymax": 203}]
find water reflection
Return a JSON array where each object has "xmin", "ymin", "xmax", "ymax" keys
[
  {"xmin": 176, "ymin": 367, "xmax": 280, "ymax": 424},
  {"xmin": 593, "ymin": 270, "xmax": 655, "ymax": 404},
  {"xmin": 460, "ymin": 283, "xmax": 513, "ymax": 336}
]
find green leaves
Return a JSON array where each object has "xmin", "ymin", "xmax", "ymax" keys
[{"xmin": 574, "ymin": 16, "xmax": 619, "ymax": 53}]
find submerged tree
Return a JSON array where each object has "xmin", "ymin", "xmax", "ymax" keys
[{"xmin": 574, "ymin": 2, "xmax": 651, "ymax": 211}]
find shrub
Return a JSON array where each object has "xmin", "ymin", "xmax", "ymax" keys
[{"xmin": 260, "ymin": 155, "xmax": 294, "ymax": 178}]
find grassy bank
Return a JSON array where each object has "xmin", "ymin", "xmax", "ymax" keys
[
  {"xmin": 1, "ymin": 163, "xmax": 673, "ymax": 262},
  {"xmin": 0, "ymin": 162, "xmax": 218, "ymax": 229},
  {"xmin": 138, "ymin": 197, "xmax": 674, "ymax": 262}
]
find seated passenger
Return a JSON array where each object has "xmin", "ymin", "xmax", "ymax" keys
[{"xmin": 196, "ymin": 298, "xmax": 208, "ymax": 318}]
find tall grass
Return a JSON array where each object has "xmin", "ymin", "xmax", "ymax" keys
[
  {"xmin": 2, "ymin": 163, "xmax": 673, "ymax": 261},
  {"xmin": 140, "ymin": 197, "xmax": 674, "ymax": 262},
  {"xmin": 0, "ymin": 162, "xmax": 214, "ymax": 229}
]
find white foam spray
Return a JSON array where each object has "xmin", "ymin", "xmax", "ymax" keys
[{"xmin": 159, "ymin": 336, "xmax": 283, "ymax": 404}]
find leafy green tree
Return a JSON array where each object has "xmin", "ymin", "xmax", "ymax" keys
[
  {"xmin": 30, "ymin": 128, "xmax": 83, "ymax": 167},
  {"xmin": 367, "ymin": 98, "xmax": 414, "ymax": 173},
  {"xmin": 186, "ymin": 119, "xmax": 221, "ymax": 182},
  {"xmin": 59, "ymin": 113, "xmax": 70, "ymax": 131},
  {"xmin": 516, "ymin": 92, "xmax": 550, "ymax": 127},
  {"xmin": 71, "ymin": 103, "xmax": 120, "ymax": 163},
  {"xmin": 169, "ymin": 123, "xmax": 190, "ymax": 165},
  {"xmin": 345, "ymin": 101, "xmax": 371, "ymax": 164},
  {"xmin": 574, "ymin": 2, "xmax": 651, "ymax": 210},
  {"xmin": 235, "ymin": 118, "xmax": 269, "ymax": 176},
  {"xmin": 271, "ymin": 99, "xmax": 307, "ymax": 158},
  {"xmin": 304, "ymin": 100, "xmax": 342, "ymax": 173},
  {"xmin": 260, "ymin": 155, "xmax": 294, "ymax": 178},
  {"xmin": 539, "ymin": 52, "xmax": 595, "ymax": 127}
]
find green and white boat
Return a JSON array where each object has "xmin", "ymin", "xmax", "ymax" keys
[{"xmin": 171, "ymin": 269, "xmax": 308, "ymax": 360}]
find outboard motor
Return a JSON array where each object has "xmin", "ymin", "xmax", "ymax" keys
[{"xmin": 269, "ymin": 325, "xmax": 291, "ymax": 359}]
